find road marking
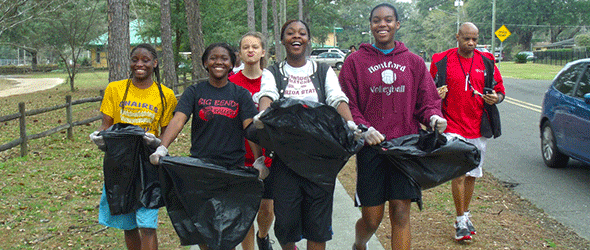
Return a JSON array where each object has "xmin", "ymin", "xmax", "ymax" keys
[{"xmin": 504, "ymin": 96, "xmax": 542, "ymax": 113}]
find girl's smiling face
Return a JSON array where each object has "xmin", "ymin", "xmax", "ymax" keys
[
  {"xmin": 205, "ymin": 46, "xmax": 233, "ymax": 80},
  {"xmin": 130, "ymin": 48, "xmax": 157, "ymax": 81},
  {"xmin": 281, "ymin": 21, "xmax": 309, "ymax": 58},
  {"xmin": 240, "ymin": 35, "xmax": 265, "ymax": 66},
  {"xmin": 370, "ymin": 5, "xmax": 400, "ymax": 50}
]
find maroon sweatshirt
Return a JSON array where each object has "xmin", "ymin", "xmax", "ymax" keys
[{"xmin": 339, "ymin": 42, "xmax": 442, "ymax": 139}]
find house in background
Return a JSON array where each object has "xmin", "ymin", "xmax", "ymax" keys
[
  {"xmin": 87, "ymin": 19, "xmax": 161, "ymax": 68},
  {"xmin": 311, "ymin": 27, "xmax": 343, "ymax": 49}
]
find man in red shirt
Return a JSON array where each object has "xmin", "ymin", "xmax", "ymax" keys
[{"xmin": 430, "ymin": 22, "xmax": 505, "ymax": 242}]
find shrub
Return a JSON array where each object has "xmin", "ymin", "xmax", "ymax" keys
[
  {"xmin": 514, "ymin": 53, "xmax": 528, "ymax": 63},
  {"xmin": 575, "ymin": 34, "xmax": 590, "ymax": 47}
]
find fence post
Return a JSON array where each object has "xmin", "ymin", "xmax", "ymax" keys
[
  {"xmin": 66, "ymin": 95, "xmax": 73, "ymax": 140},
  {"xmin": 19, "ymin": 102, "xmax": 27, "ymax": 157}
]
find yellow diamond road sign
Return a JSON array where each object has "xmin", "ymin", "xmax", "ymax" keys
[{"xmin": 495, "ymin": 25, "xmax": 511, "ymax": 42}]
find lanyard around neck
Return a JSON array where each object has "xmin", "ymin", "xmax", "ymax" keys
[{"xmin": 457, "ymin": 50, "xmax": 475, "ymax": 92}]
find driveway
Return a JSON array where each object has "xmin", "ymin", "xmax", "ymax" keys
[{"xmin": 0, "ymin": 77, "xmax": 65, "ymax": 98}]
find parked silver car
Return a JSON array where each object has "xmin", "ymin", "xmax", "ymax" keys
[
  {"xmin": 311, "ymin": 52, "xmax": 345, "ymax": 70},
  {"xmin": 309, "ymin": 48, "xmax": 346, "ymax": 59}
]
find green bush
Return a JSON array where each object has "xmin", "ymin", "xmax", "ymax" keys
[
  {"xmin": 79, "ymin": 57, "xmax": 91, "ymax": 67},
  {"xmin": 575, "ymin": 34, "xmax": 590, "ymax": 47},
  {"xmin": 514, "ymin": 53, "xmax": 528, "ymax": 63}
]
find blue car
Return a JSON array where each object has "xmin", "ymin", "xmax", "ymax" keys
[{"xmin": 540, "ymin": 58, "xmax": 590, "ymax": 168}]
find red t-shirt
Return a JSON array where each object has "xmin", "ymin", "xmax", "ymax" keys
[
  {"xmin": 229, "ymin": 71, "xmax": 272, "ymax": 167},
  {"xmin": 430, "ymin": 48, "xmax": 505, "ymax": 139}
]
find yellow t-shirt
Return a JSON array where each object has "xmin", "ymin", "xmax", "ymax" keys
[{"xmin": 100, "ymin": 79, "xmax": 177, "ymax": 136}]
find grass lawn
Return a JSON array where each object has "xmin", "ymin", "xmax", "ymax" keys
[{"xmin": 496, "ymin": 61, "xmax": 563, "ymax": 80}]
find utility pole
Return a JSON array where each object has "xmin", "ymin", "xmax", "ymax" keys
[
  {"xmin": 491, "ymin": 0, "xmax": 497, "ymax": 57},
  {"xmin": 454, "ymin": 0, "xmax": 463, "ymax": 33}
]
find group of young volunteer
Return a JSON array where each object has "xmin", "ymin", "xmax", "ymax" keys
[{"xmin": 89, "ymin": 2, "xmax": 505, "ymax": 250}]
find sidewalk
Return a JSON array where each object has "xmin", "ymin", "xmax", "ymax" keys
[{"xmin": 234, "ymin": 179, "xmax": 384, "ymax": 250}]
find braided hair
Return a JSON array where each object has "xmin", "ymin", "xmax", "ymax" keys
[{"xmin": 121, "ymin": 43, "xmax": 167, "ymax": 128}]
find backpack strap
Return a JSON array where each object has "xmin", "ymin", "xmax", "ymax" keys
[
  {"xmin": 433, "ymin": 55, "xmax": 448, "ymax": 88},
  {"xmin": 481, "ymin": 54, "xmax": 496, "ymax": 88}
]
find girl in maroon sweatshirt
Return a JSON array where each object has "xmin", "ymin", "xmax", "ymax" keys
[{"xmin": 339, "ymin": 3, "xmax": 444, "ymax": 250}]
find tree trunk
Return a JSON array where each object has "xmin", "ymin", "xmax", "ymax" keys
[
  {"xmin": 247, "ymin": 0, "xmax": 255, "ymax": 32},
  {"xmin": 28, "ymin": 50, "xmax": 38, "ymax": 71},
  {"xmin": 107, "ymin": 0, "xmax": 130, "ymax": 82},
  {"xmin": 272, "ymin": 0, "xmax": 282, "ymax": 61},
  {"xmin": 159, "ymin": 0, "xmax": 178, "ymax": 93},
  {"xmin": 184, "ymin": 0, "xmax": 207, "ymax": 79},
  {"xmin": 261, "ymin": 0, "xmax": 268, "ymax": 64},
  {"xmin": 517, "ymin": 30, "xmax": 533, "ymax": 51},
  {"xmin": 298, "ymin": 0, "xmax": 303, "ymax": 20}
]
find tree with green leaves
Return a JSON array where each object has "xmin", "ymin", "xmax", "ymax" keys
[
  {"xmin": 42, "ymin": 0, "xmax": 105, "ymax": 91},
  {"xmin": 0, "ymin": 0, "xmax": 72, "ymax": 38}
]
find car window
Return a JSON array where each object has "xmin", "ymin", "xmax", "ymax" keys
[
  {"xmin": 575, "ymin": 65, "xmax": 590, "ymax": 98},
  {"xmin": 554, "ymin": 63, "xmax": 585, "ymax": 96},
  {"xmin": 311, "ymin": 49, "xmax": 327, "ymax": 56}
]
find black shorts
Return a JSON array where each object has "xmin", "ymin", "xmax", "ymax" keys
[
  {"xmin": 269, "ymin": 157, "xmax": 334, "ymax": 244},
  {"xmin": 355, "ymin": 146, "xmax": 420, "ymax": 207},
  {"xmin": 262, "ymin": 171, "xmax": 273, "ymax": 199}
]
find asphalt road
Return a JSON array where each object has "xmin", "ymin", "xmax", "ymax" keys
[{"xmin": 485, "ymin": 77, "xmax": 590, "ymax": 241}]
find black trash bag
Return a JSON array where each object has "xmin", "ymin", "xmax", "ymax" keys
[
  {"xmin": 159, "ymin": 156, "xmax": 263, "ymax": 249},
  {"xmin": 375, "ymin": 130, "xmax": 481, "ymax": 191},
  {"xmin": 100, "ymin": 123, "xmax": 163, "ymax": 215},
  {"xmin": 246, "ymin": 98, "xmax": 364, "ymax": 189}
]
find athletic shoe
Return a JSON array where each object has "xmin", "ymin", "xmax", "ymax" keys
[
  {"xmin": 464, "ymin": 211, "xmax": 477, "ymax": 235},
  {"xmin": 454, "ymin": 217, "xmax": 472, "ymax": 241},
  {"xmin": 465, "ymin": 215, "xmax": 477, "ymax": 235},
  {"xmin": 256, "ymin": 231, "xmax": 273, "ymax": 250}
]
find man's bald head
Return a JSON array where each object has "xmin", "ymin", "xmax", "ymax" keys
[
  {"xmin": 458, "ymin": 22, "xmax": 479, "ymax": 36},
  {"xmin": 456, "ymin": 22, "xmax": 479, "ymax": 57}
]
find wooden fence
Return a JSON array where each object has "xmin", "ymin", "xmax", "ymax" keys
[
  {"xmin": 0, "ymin": 77, "xmax": 206, "ymax": 157},
  {"xmin": 0, "ymin": 94, "xmax": 103, "ymax": 157}
]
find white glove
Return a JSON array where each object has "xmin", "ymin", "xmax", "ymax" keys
[
  {"xmin": 143, "ymin": 132, "xmax": 161, "ymax": 147},
  {"xmin": 362, "ymin": 127, "xmax": 385, "ymax": 145},
  {"xmin": 253, "ymin": 110, "xmax": 265, "ymax": 129},
  {"xmin": 430, "ymin": 115, "xmax": 447, "ymax": 134},
  {"xmin": 252, "ymin": 156, "xmax": 269, "ymax": 179},
  {"xmin": 89, "ymin": 131, "xmax": 106, "ymax": 151},
  {"xmin": 347, "ymin": 120, "xmax": 362, "ymax": 141},
  {"xmin": 149, "ymin": 145, "xmax": 168, "ymax": 165}
]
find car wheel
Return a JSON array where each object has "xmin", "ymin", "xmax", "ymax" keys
[
  {"xmin": 336, "ymin": 63, "xmax": 343, "ymax": 70},
  {"xmin": 541, "ymin": 122, "xmax": 569, "ymax": 168}
]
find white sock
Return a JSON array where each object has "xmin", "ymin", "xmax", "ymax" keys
[{"xmin": 456, "ymin": 215, "xmax": 467, "ymax": 222}]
